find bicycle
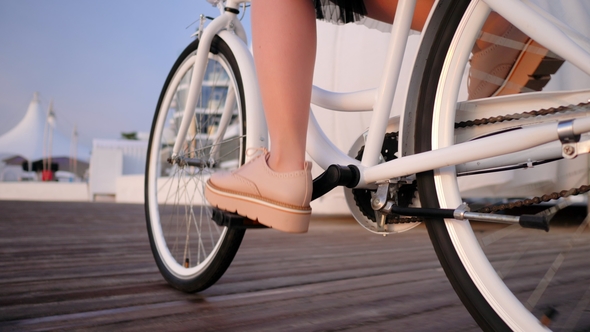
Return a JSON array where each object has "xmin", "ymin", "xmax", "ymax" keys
[{"xmin": 144, "ymin": 0, "xmax": 590, "ymax": 330}]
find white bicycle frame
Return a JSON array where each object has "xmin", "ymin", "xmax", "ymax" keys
[{"xmin": 172, "ymin": 0, "xmax": 590, "ymax": 189}]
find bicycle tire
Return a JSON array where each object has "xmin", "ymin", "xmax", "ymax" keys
[
  {"xmin": 408, "ymin": 1, "xmax": 590, "ymax": 331},
  {"xmin": 145, "ymin": 36, "xmax": 246, "ymax": 293}
]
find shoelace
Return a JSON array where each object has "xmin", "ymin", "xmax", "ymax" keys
[
  {"xmin": 245, "ymin": 147, "xmax": 268, "ymax": 159},
  {"xmin": 228, "ymin": 147, "xmax": 267, "ymax": 175}
]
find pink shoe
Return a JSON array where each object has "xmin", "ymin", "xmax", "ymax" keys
[
  {"xmin": 468, "ymin": 24, "xmax": 563, "ymax": 100},
  {"xmin": 205, "ymin": 149, "xmax": 312, "ymax": 233}
]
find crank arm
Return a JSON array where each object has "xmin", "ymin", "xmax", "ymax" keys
[{"xmin": 389, "ymin": 205, "xmax": 549, "ymax": 232}]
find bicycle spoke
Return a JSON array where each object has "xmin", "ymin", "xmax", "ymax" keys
[
  {"xmin": 177, "ymin": 169, "xmax": 205, "ymax": 265},
  {"xmin": 179, "ymin": 135, "xmax": 245, "ymax": 166},
  {"xmin": 525, "ymin": 216, "xmax": 590, "ymax": 310},
  {"xmin": 166, "ymin": 166, "xmax": 184, "ymax": 255},
  {"xmin": 561, "ymin": 284, "xmax": 590, "ymax": 330},
  {"xmin": 480, "ymin": 223, "xmax": 521, "ymax": 247},
  {"xmin": 496, "ymin": 232, "xmax": 540, "ymax": 280},
  {"xmin": 176, "ymin": 168, "xmax": 190, "ymax": 262}
]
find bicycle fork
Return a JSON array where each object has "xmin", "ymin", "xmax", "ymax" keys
[
  {"xmin": 170, "ymin": 3, "xmax": 266, "ymax": 166},
  {"xmin": 171, "ymin": 18, "xmax": 229, "ymax": 165}
]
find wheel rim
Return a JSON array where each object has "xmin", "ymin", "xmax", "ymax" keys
[
  {"xmin": 146, "ymin": 50, "xmax": 244, "ymax": 279},
  {"xmin": 432, "ymin": 1, "xmax": 590, "ymax": 330}
]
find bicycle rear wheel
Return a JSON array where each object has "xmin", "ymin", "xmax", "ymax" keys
[
  {"xmin": 409, "ymin": 1, "xmax": 590, "ymax": 330},
  {"xmin": 145, "ymin": 36, "xmax": 246, "ymax": 292}
]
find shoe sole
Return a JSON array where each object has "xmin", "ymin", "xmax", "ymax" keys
[
  {"xmin": 495, "ymin": 39, "xmax": 564, "ymax": 96},
  {"xmin": 205, "ymin": 180, "xmax": 311, "ymax": 233}
]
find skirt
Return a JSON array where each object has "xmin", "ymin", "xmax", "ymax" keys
[{"xmin": 313, "ymin": 0, "xmax": 367, "ymax": 24}]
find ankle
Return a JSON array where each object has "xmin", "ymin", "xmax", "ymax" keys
[{"xmin": 267, "ymin": 153, "xmax": 305, "ymax": 173}]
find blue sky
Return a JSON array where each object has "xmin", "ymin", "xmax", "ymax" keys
[{"xmin": 0, "ymin": 0, "xmax": 252, "ymax": 148}]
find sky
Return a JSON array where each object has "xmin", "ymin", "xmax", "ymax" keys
[{"xmin": 0, "ymin": 0, "xmax": 252, "ymax": 149}]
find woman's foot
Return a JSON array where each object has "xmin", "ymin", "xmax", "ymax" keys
[
  {"xmin": 468, "ymin": 20, "xmax": 564, "ymax": 100},
  {"xmin": 205, "ymin": 149, "xmax": 313, "ymax": 233}
]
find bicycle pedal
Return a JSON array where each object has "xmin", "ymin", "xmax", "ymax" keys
[
  {"xmin": 211, "ymin": 208, "xmax": 268, "ymax": 229},
  {"xmin": 312, "ymin": 164, "xmax": 360, "ymax": 201}
]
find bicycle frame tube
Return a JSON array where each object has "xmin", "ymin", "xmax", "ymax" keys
[
  {"xmin": 360, "ymin": 0, "xmax": 417, "ymax": 168},
  {"xmin": 311, "ymin": 86, "xmax": 375, "ymax": 112},
  {"xmin": 361, "ymin": 117, "xmax": 590, "ymax": 185},
  {"xmin": 307, "ymin": 110, "xmax": 361, "ymax": 168}
]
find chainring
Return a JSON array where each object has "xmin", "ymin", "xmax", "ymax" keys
[{"xmin": 352, "ymin": 132, "xmax": 419, "ymax": 224}]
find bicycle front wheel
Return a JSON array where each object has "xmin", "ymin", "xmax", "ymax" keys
[
  {"xmin": 409, "ymin": 0, "xmax": 590, "ymax": 330},
  {"xmin": 145, "ymin": 36, "xmax": 247, "ymax": 293}
]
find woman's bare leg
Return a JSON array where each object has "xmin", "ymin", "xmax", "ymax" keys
[{"xmin": 251, "ymin": 0, "xmax": 316, "ymax": 173}]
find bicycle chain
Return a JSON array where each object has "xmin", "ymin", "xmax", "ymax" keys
[
  {"xmin": 455, "ymin": 102, "xmax": 590, "ymax": 129},
  {"xmin": 386, "ymin": 183, "xmax": 423, "ymax": 224},
  {"xmin": 477, "ymin": 185, "xmax": 590, "ymax": 213}
]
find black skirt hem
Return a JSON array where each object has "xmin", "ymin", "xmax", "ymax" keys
[{"xmin": 313, "ymin": 0, "xmax": 367, "ymax": 24}]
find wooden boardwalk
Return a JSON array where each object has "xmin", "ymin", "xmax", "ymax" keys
[
  {"xmin": 4, "ymin": 200, "xmax": 566, "ymax": 331},
  {"xmin": 0, "ymin": 200, "xmax": 479, "ymax": 331}
]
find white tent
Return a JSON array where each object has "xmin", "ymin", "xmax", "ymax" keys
[{"xmin": 0, "ymin": 93, "xmax": 90, "ymax": 162}]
